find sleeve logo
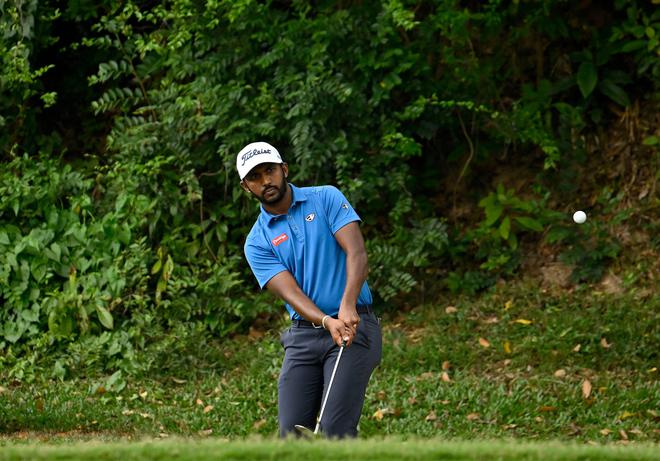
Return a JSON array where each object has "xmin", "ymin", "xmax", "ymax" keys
[{"xmin": 271, "ymin": 233, "xmax": 289, "ymax": 246}]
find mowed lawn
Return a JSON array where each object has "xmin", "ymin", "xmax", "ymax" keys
[
  {"xmin": 1, "ymin": 281, "xmax": 658, "ymax": 458},
  {"xmin": 1, "ymin": 438, "xmax": 659, "ymax": 461}
]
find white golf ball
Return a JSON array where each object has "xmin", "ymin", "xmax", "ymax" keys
[{"xmin": 573, "ymin": 210, "xmax": 587, "ymax": 224}]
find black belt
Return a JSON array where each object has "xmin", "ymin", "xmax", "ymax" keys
[{"xmin": 291, "ymin": 305, "xmax": 374, "ymax": 328}]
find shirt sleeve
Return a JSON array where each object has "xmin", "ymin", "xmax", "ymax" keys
[
  {"xmin": 320, "ymin": 186, "xmax": 361, "ymax": 234},
  {"xmin": 244, "ymin": 237, "xmax": 288, "ymax": 289}
]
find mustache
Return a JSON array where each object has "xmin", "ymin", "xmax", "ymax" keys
[{"xmin": 263, "ymin": 186, "xmax": 278, "ymax": 194}]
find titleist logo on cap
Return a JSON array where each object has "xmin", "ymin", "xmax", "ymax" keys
[{"xmin": 241, "ymin": 148, "xmax": 272, "ymax": 166}]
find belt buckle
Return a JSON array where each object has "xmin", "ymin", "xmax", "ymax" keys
[{"xmin": 311, "ymin": 322, "xmax": 323, "ymax": 329}]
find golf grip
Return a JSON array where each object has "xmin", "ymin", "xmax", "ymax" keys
[{"xmin": 314, "ymin": 340, "xmax": 346, "ymax": 434}]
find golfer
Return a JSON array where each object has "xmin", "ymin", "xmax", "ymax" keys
[{"xmin": 238, "ymin": 141, "xmax": 382, "ymax": 438}]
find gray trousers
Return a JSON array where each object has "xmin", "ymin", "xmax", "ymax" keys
[{"xmin": 278, "ymin": 311, "xmax": 382, "ymax": 438}]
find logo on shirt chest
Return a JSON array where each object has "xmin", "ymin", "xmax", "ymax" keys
[
  {"xmin": 271, "ymin": 233, "xmax": 289, "ymax": 246},
  {"xmin": 305, "ymin": 213, "xmax": 316, "ymax": 222}
]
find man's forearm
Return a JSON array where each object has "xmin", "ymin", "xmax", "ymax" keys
[
  {"xmin": 284, "ymin": 288, "xmax": 327, "ymax": 324},
  {"xmin": 340, "ymin": 249, "xmax": 368, "ymax": 309},
  {"xmin": 266, "ymin": 271, "xmax": 327, "ymax": 324},
  {"xmin": 266, "ymin": 270, "xmax": 349, "ymax": 345}
]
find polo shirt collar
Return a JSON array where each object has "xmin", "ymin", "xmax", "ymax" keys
[{"xmin": 259, "ymin": 183, "xmax": 307, "ymax": 224}]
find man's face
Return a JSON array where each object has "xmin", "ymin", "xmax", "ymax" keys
[{"xmin": 241, "ymin": 162, "xmax": 289, "ymax": 205}]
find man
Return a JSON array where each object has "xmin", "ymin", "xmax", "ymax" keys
[{"xmin": 237, "ymin": 141, "xmax": 382, "ymax": 438}]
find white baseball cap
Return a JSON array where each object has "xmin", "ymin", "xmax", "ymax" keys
[{"xmin": 236, "ymin": 141, "xmax": 284, "ymax": 180}]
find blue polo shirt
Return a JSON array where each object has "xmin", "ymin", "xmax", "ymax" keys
[{"xmin": 244, "ymin": 184, "xmax": 373, "ymax": 320}]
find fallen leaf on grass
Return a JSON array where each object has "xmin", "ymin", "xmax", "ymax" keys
[
  {"xmin": 567, "ymin": 423, "xmax": 582, "ymax": 435},
  {"xmin": 600, "ymin": 428, "xmax": 612, "ymax": 435},
  {"xmin": 198, "ymin": 429, "xmax": 213, "ymax": 436},
  {"xmin": 514, "ymin": 318, "xmax": 532, "ymax": 325},
  {"xmin": 445, "ymin": 306, "xmax": 458, "ymax": 314},
  {"xmin": 466, "ymin": 413, "xmax": 480, "ymax": 421},
  {"xmin": 442, "ymin": 361, "xmax": 450, "ymax": 370},
  {"xmin": 249, "ymin": 327, "xmax": 264, "ymax": 340},
  {"xmin": 572, "ymin": 344, "xmax": 581, "ymax": 352},
  {"xmin": 478, "ymin": 338, "xmax": 490, "ymax": 348},
  {"xmin": 582, "ymin": 379, "xmax": 592, "ymax": 399},
  {"xmin": 554, "ymin": 369, "xmax": 567, "ymax": 378},
  {"xmin": 418, "ymin": 372, "xmax": 435, "ymax": 380},
  {"xmin": 377, "ymin": 390, "xmax": 387, "ymax": 400},
  {"xmin": 407, "ymin": 397, "xmax": 417, "ymax": 405},
  {"xmin": 0, "ymin": 386, "xmax": 7, "ymax": 394},
  {"xmin": 196, "ymin": 398, "xmax": 203, "ymax": 406},
  {"xmin": 600, "ymin": 337, "xmax": 611, "ymax": 349},
  {"xmin": 503, "ymin": 341, "xmax": 511, "ymax": 354},
  {"xmin": 372, "ymin": 408, "xmax": 397, "ymax": 421},
  {"xmin": 171, "ymin": 377, "xmax": 187, "ymax": 384},
  {"xmin": 425, "ymin": 411, "xmax": 437, "ymax": 422},
  {"xmin": 253, "ymin": 419, "xmax": 266, "ymax": 429},
  {"xmin": 619, "ymin": 429, "xmax": 628, "ymax": 440},
  {"xmin": 539, "ymin": 406, "xmax": 556, "ymax": 412},
  {"xmin": 122, "ymin": 409, "xmax": 152, "ymax": 419},
  {"xmin": 441, "ymin": 372, "xmax": 451, "ymax": 383},
  {"xmin": 203, "ymin": 405, "xmax": 214, "ymax": 413},
  {"xmin": 504, "ymin": 299, "xmax": 513, "ymax": 310}
]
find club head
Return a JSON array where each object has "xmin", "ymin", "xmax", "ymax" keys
[{"xmin": 294, "ymin": 424, "xmax": 319, "ymax": 438}]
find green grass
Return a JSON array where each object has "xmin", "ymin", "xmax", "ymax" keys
[
  {"xmin": 1, "ymin": 280, "xmax": 658, "ymax": 446},
  {"xmin": 1, "ymin": 438, "xmax": 659, "ymax": 461}
]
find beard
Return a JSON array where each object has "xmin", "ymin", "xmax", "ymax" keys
[{"xmin": 256, "ymin": 175, "xmax": 288, "ymax": 205}]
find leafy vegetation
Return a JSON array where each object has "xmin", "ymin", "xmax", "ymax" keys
[{"xmin": 1, "ymin": 0, "xmax": 658, "ymax": 385}]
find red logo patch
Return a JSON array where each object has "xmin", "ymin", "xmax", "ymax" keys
[{"xmin": 272, "ymin": 233, "xmax": 289, "ymax": 246}]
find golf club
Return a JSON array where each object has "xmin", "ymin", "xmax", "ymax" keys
[{"xmin": 295, "ymin": 339, "xmax": 346, "ymax": 438}]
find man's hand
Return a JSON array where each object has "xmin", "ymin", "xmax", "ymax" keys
[
  {"xmin": 325, "ymin": 318, "xmax": 352, "ymax": 347},
  {"xmin": 338, "ymin": 304, "xmax": 360, "ymax": 345}
]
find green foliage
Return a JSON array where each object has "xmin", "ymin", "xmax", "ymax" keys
[
  {"xmin": 0, "ymin": 0, "xmax": 58, "ymax": 153},
  {"xmin": 0, "ymin": 154, "xmax": 266, "ymax": 381},
  {"xmin": 367, "ymin": 218, "xmax": 448, "ymax": 301},
  {"xmin": 1, "ymin": 0, "xmax": 656, "ymax": 379},
  {"xmin": 445, "ymin": 185, "xmax": 558, "ymax": 294},
  {"xmin": 547, "ymin": 188, "xmax": 624, "ymax": 283}
]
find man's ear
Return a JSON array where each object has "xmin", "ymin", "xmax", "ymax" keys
[
  {"xmin": 240, "ymin": 180, "xmax": 250, "ymax": 193},
  {"xmin": 282, "ymin": 163, "xmax": 289, "ymax": 178}
]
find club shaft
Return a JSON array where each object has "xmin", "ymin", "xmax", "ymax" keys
[{"xmin": 314, "ymin": 344, "xmax": 344, "ymax": 434}]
